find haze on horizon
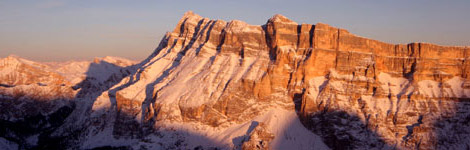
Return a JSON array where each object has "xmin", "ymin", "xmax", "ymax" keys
[{"xmin": 1, "ymin": 0, "xmax": 469, "ymax": 62}]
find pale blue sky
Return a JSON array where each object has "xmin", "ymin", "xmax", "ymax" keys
[{"xmin": 1, "ymin": 0, "xmax": 469, "ymax": 61}]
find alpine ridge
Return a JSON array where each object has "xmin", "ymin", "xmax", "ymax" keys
[{"xmin": 1, "ymin": 11, "xmax": 469, "ymax": 149}]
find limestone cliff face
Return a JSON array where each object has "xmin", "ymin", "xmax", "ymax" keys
[{"xmin": 95, "ymin": 11, "xmax": 470, "ymax": 149}]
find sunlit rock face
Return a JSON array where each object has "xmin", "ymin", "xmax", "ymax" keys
[
  {"xmin": 1, "ymin": 11, "xmax": 469, "ymax": 149},
  {"xmin": 95, "ymin": 11, "xmax": 469, "ymax": 149}
]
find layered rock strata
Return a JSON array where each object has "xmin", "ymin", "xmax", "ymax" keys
[{"xmin": 96, "ymin": 11, "xmax": 469, "ymax": 149}]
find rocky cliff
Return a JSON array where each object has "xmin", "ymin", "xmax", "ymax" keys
[
  {"xmin": 89, "ymin": 11, "xmax": 468, "ymax": 149},
  {"xmin": 1, "ymin": 11, "xmax": 469, "ymax": 150}
]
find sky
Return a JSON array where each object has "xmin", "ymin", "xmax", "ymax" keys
[{"xmin": 0, "ymin": 0, "xmax": 469, "ymax": 62}]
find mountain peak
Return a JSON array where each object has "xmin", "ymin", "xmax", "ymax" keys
[
  {"xmin": 173, "ymin": 11, "xmax": 204, "ymax": 34},
  {"xmin": 6, "ymin": 54, "xmax": 20, "ymax": 58},
  {"xmin": 181, "ymin": 10, "xmax": 202, "ymax": 21},
  {"xmin": 268, "ymin": 14, "xmax": 297, "ymax": 24},
  {"xmin": 92, "ymin": 56, "xmax": 136, "ymax": 67},
  {"xmin": 2, "ymin": 54, "xmax": 24, "ymax": 64},
  {"xmin": 182, "ymin": 10, "xmax": 195, "ymax": 17}
]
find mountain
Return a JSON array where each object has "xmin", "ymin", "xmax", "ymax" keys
[
  {"xmin": 0, "ymin": 55, "xmax": 135, "ymax": 149},
  {"xmin": 0, "ymin": 55, "xmax": 69, "ymax": 86},
  {"xmin": 1, "ymin": 11, "xmax": 470, "ymax": 149}
]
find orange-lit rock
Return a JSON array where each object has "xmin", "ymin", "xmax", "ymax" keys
[{"xmin": 113, "ymin": 11, "xmax": 469, "ymax": 149}]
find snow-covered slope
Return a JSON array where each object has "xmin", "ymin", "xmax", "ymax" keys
[
  {"xmin": 0, "ymin": 55, "xmax": 136, "ymax": 149},
  {"xmin": 0, "ymin": 55, "xmax": 68, "ymax": 86},
  {"xmin": 0, "ymin": 55, "xmax": 136, "ymax": 86},
  {"xmin": 60, "ymin": 11, "xmax": 470, "ymax": 150},
  {"xmin": 45, "ymin": 56, "xmax": 136, "ymax": 85}
]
